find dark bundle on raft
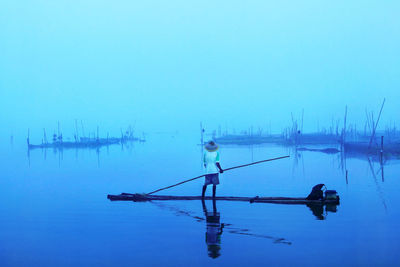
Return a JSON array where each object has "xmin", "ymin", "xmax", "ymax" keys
[{"xmin": 107, "ymin": 189, "xmax": 340, "ymax": 205}]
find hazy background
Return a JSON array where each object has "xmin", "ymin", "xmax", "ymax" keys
[
  {"xmin": 1, "ymin": 0, "xmax": 399, "ymax": 138},
  {"xmin": 1, "ymin": 3, "xmax": 400, "ymax": 265}
]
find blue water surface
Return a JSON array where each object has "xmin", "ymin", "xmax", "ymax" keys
[{"xmin": 0, "ymin": 133, "xmax": 399, "ymax": 266}]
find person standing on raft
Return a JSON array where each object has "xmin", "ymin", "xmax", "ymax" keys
[{"xmin": 203, "ymin": 141, "xmax": 224, "ymax": 198}]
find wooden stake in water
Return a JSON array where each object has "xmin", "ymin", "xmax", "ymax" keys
[
  {"xmin": 75, "ymin": 119, "xmax": 79, "ymax": 142},
  {"xmin": 368, "ymin": 98, "xmax": 386, "ymax": 149},
  {"xmin": 342, "ymin": 105, "xmax": 348, "ymax": 146},
  {"xmin": 27, "ymin": 128, "xmax": 30, "ymax": 146},
  {"xmin": 43, "ymin": 128, "xmax": 48, "ymax": 144},
  {"xmin": 81, "ymin": 120, "xmax": 86, "ymax": 139}
]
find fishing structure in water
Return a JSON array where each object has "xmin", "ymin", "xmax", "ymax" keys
[
  {"xmin": 26, "ymin": 122, "xmax": 145, "ymax": 150},
  {"xmin": 210, "ymin": 99, "xmax": 399, "ymax": 159}
]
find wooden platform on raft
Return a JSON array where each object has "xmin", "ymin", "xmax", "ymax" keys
[{"xmin": 107, "ymin": 193, "xmax": 340, "ymax": 205}]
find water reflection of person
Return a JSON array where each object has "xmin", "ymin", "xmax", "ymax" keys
[
  {"xmin": 202, "ymin": 199, "xmax": 224, "ymax": 259},
  {"xmin": 306, "ymin": 203, "xmax": 338, "ymax": 220}
]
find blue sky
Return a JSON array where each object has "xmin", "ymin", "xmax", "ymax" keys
[{"xmin": 1, "ymin": 0, "xmax": 399, "ymax": 136}]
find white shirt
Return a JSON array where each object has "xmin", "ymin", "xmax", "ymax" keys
[{"xmin": 204, "ymin": 151, "xmax": 220, "ymax": 174}]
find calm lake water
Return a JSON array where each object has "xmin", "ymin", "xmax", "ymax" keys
[{"xmin": 1, "ymin": 133, "xmax": 399, "ymax": 266}]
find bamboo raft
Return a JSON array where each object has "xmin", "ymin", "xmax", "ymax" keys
[
  {"xmin": 107, "ymin": 193, "xmax": 340, "ymax": 205},
  {"xmin": 107, "ymin": 159, "xmax": 339, "ymax": 206}
]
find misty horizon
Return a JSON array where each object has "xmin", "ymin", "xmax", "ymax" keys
[{"xmin": 1, "ymin": 1, "xmax": 399, "ymax": 137}]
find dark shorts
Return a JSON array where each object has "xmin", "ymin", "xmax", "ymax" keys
[{"xmin": 205, "ymin": 173, "xmax": 219, "ymax": 185}]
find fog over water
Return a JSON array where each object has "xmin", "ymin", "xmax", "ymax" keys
[
  {"xmin": 1, "ymin": 1, "xmax": 400, "ymax": 137},
  {"xmin": 1, "ymin": 2, "xmax": 400, "ymax": 266}
]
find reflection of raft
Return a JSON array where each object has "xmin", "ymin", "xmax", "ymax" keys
[{"xmin": 107, "ymin": 193, "xmax": 340, "ymax": 205}]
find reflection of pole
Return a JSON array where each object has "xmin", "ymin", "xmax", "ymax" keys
[
  {"xmin": 58, "ymin": 148, "xmax": 61, "ymax": 167},
  {"xmin": 97, "ymin": 148, "xmax": 100, "ymax": 167},
  {"xmin": 292, "ymin": 147, "xmax": 298, "ymax": 176},
  {"xmin": 367, "ymin": 157, "xmax": 387, "ymax": 210},
  {"xmin": 340, "ymin": 142, "xmax": 347, "ymax": 173},
  {"xmin": 27, "ymin": 148, "xmax": 30, "ymax": 167},
  {"xmin": 380, "ymin": 136, "xmax": 384, "ymax": 182},
  {"xmin": 200, "ymin": 122, "xmax": 204, "ymax": 168}
]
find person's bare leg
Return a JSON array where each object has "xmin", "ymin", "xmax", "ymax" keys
[
  {"xmin": 202, "ymin": 185, "xmax": 207, "ymax": 198},
  {"xmin": 212, "ymin": 185, "xmax": 216, "ymax": 198}
]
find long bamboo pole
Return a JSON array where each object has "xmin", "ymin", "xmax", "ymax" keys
[{"xmin": 147, "ymin": 155, "xmax": 290, "ymax": 195}]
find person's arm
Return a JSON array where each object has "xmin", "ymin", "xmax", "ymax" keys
[
  {"xmin": 216, "ymin": 162, "xmax": 223, "ymax": 173},
  {"xmin": 216, "ymin": 152, "xmax": 223, "ymax": 173}
]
